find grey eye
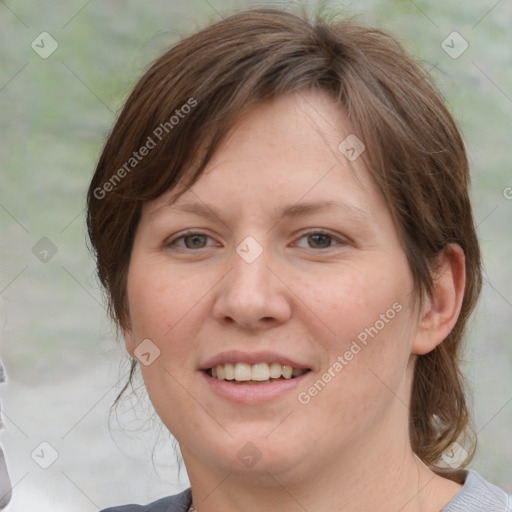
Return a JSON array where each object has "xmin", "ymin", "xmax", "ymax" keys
[
  {"xmin": 183, "ymin": 234, "xmax": 208, "ymax": 249},
  {"xmin": 307, "ymin": 233, "xmax": 333, "ymax": 248}
]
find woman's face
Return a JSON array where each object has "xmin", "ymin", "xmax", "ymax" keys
[{"xmin": 124, "ymin": 90, "xmax": 422, "ymax": 481}]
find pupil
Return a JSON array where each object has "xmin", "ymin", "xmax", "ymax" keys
[
  {"xmin": 185, "ymin": 235, "xmax": 206, "ymax": 249},
  {"xmin": 310, "ymin": 234, "xmax": 330, "ymax": 248}
]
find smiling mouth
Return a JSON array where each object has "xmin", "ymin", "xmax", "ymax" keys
[{"xmin": 206, "ymin": 362, "xmax": 310, "ymax": 384}]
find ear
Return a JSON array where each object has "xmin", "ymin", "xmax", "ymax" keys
[{"xmin": 412, "ymin": 243, "xmax": 466, "ymax": 356}]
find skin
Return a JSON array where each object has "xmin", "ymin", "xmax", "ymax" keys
[{"xmin": 124, "ymin": 90, "xmax": 466, "ymax": 512}]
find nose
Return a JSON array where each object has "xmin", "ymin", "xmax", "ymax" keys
[{"xmin": 212, "ymin": 241, "xmax": 292, "ymax": 330}]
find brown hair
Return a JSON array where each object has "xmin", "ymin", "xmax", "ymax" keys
[{"xmin": 87, "ymin": 6, "xmax": 482, "ymax": 475}]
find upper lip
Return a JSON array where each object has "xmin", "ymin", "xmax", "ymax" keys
[{"xmin": 199, "ymin": 350, "xmax": 311, "ymax": 371}]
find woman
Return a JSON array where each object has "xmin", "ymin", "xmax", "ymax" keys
[{"xmin": 88, "ymin": 7, "xmax": 511, "ymax": 512}]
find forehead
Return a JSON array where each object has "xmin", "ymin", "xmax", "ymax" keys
[{"xmin": 145, "ymin": 90, "xmax": 385, "ymax": 221}]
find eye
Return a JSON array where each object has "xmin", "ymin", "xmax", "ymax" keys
[
  {"xmin": 166, "ymin": 229, "xmax": 346, "ymax": 251},
  {"xmin": 166, "ymin": 231, "xmax": 215, "ymax": 250},
  {"xmin": 294, "ymin": 230, "xmax": 344, "ymax": 250}
]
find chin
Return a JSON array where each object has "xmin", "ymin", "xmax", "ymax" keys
[{"xmin": 202, "ymin": 430, "xmax": 311, "ymax": 479}]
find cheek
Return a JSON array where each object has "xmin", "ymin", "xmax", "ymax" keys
[
  {"xmin": 125, "ymin": 259, "xmax": 213, "ymax": 433},
  {"xmin": 294, "ymin": 311, "xmax": 414, "ymax": 453},
  {"xmin": 300, "ymin": 253, "xmax": 413, "ymax": 353},
  {"xmin": 126, "ymin": 258, "xmax": 212, "ymax": 346},
  {"xmin": 294, "ymin": 254, "xmax": 415, "ymax": 415}
]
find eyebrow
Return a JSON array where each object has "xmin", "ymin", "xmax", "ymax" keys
[{"xmin": 161, "ymin": 199, "xmax": 371, "ymax": 225}]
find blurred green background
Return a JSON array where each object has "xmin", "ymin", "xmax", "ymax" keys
[{"xmin": 1, "ymin": 0, "xmax": 511, "ymax": 509}]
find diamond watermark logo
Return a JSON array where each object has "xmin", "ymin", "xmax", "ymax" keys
[
  {"xmin": 441, "ymin": 442, "xmax": 468, "ymax": 469},
  {"xmin": 237, "ymin": 442, "xmax": 262, "ymax": 468},
  {"xmin": 441, "ymin": 32, "xmax": 468, "ymax": 59},
  {"xmin": 31, "ymin": 32, "xmax": 59, "ymax": 59},
  {"xmin": 236, "ymin": 236, "xmax": 263, "ymax": 264},
  {"xmin": 134, "ymin": 338, "xmax": 161, "ymax": 366},
  {"xmin": 338, "ymin": 134, "xmax": 365, "ymax": 162},
  {"xmin": 31, "ymin": 441, "xmax": 59, "ymax": 469},
  {"xmin": 32, "ymin": 237, "xmax": 58, "ymax": 263}
]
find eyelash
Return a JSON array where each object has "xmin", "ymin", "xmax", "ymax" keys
[{"xmin": 166, "ymin": 229, "xmax": 346, "ymax": 251}]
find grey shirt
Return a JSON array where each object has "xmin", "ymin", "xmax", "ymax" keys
[
  {"xmin": 101, "ymin": 470, "xmax": 511, "ymax": 511},
  {"xmin": 443, "ymin": 470, "xmax": 510, "ymax": 511}
]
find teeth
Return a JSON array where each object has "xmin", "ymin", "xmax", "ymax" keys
[
  {"xmin": 224, "ymin": 363, "xmax": 235, "ymax": 380},
  {"xmin": 252, "ymin": 363, "xmax": 270, "ymax": 381},
  {"xmin": 269, "ymin": 362, "xmax": 282, "ymax": 378},
  {"xmin": 209, "ymin": 362, "xmax": 307, "ymax": 382},
  {"xmin": 234, "ymin": 363, "xmax": 252, "ymax": 381},
  {"xmin": 282, "ymin": 365, "xmax": 292, "ymax": 379}
]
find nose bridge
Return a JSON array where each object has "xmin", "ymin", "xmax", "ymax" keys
[
  {"xmin": 231, "ymin": 235, "xmax": 274, "ymax": 298},
  {"xmin": 234, "ymin": 234, "xmax": 268, "ymax": 276}
]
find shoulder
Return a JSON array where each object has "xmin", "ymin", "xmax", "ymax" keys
[
  {"xmin": 443, "ymin": 470, "xmax": 511, "ymax": 511},
  {"xmin": 100, "ymin": 488, "xmax": 192, "ymax": 512}
]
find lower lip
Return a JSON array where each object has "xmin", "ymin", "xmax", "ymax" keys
[{"xmin": 201, "ymin": 371, "xmax": 311, "ymax": 404}]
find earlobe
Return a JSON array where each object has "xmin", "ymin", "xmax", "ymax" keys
[{"xmin": 412, "ymin": 244, "xmax": 466, "ymax": 356}]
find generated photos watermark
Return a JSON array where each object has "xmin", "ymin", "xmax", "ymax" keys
[
  {"xmin": 93, "ymin": 97, "xmax": 197, "ymax": 200},
  {"xmin": 298, "ymin": 301, "xmax": 403, "ymax": 405}
]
